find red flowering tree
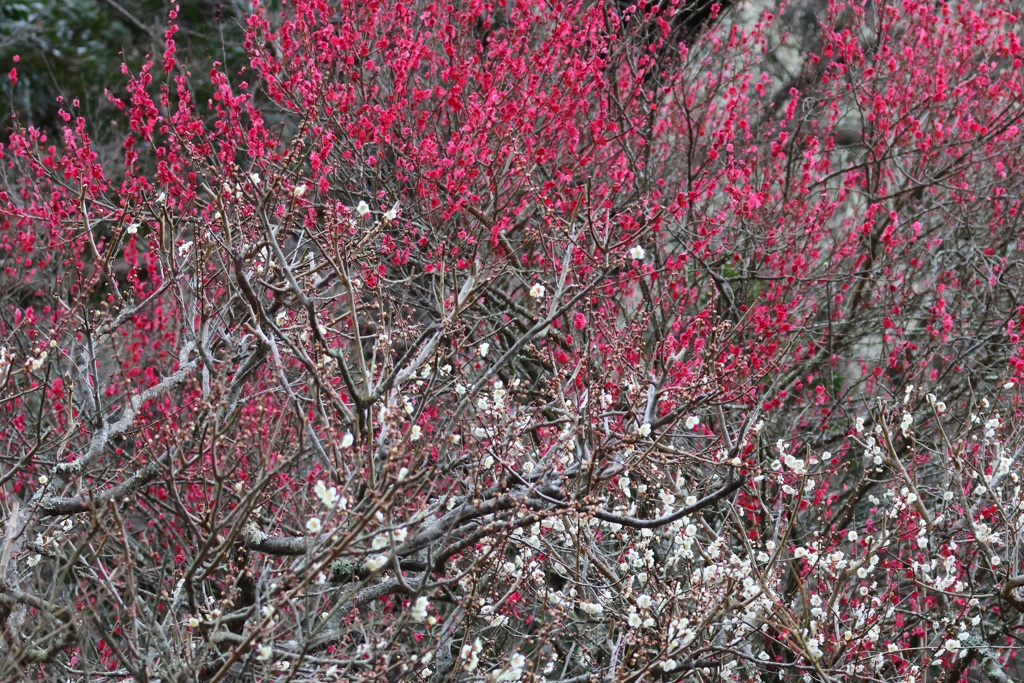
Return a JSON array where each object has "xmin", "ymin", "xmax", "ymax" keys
[{"xmin": 2, "ymin": 0, "xmax": 1024, "ymax": 680}]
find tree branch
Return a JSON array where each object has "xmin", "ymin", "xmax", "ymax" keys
[{"xmin": 593, "ymin": 476, "xmax": 745, "ymax": 529}]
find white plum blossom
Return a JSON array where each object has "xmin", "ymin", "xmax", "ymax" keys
[
  {"xmin": 783, "ymin": 453, "xmax": 806, "ymax": 474},
  {"xmin": 637, "ymin": 422, "xmax": 652, "ymax": 437},
  {"xmin": 529, "ymin": 282, "xmax": 546, "ymax": 298},
  {"xmin": 292, "ymin": 184, "xmax": 307, "ymax": 197},
  {"xmin": 410, "ymin": 596, "xmax": 430, "ymax": 621},
  {"xmin": 629, "ymin": 245, "xmax": 646, "ymax": 260},
  {"xmin": 685, "ymin": 415, "xmax": 700, "ymax": 429},
  {"xmin": 366, "ymin": 555, "xmax": 388, "ymax": 572},
  {"xmin": 314, "ymin": 480, "xmax": 339, "ymax": 508},
  {"xmin": 306, "ymin": 517, "xmax": 322, "ymax": 534},
  {"xmin": 384, "ymin": 204, "xmax": 399, "ymax": 221},
  {"xmin": 494, "ymin": 653, "xmax": 527, "ymax": 682},
  {"xmin": 461, "ymin": 639, "xmax": 482, "ymax": 672},
  {"xmin": 356, "ymin": 201, "xmax": 371, "ymax": 217},
  {"xmin": 479, "ymin": 342, "xmax": 490, "ymax": 358},
  {"xmin": 984, "ymin": 416, "xmax": 1000, "ymax": 439},
  {"xmin": 341, "ymin": 432, "xmax": 354, "ymax": 448}
]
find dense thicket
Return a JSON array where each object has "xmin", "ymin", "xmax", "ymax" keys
[{"xmin": 2, "ymin": 0, "xmax": 1024, "ymax": 681}]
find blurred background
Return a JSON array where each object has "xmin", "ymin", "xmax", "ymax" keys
[{"xmin": 0, "ymin": 0, "xmax": 261, "ymax": 145}]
